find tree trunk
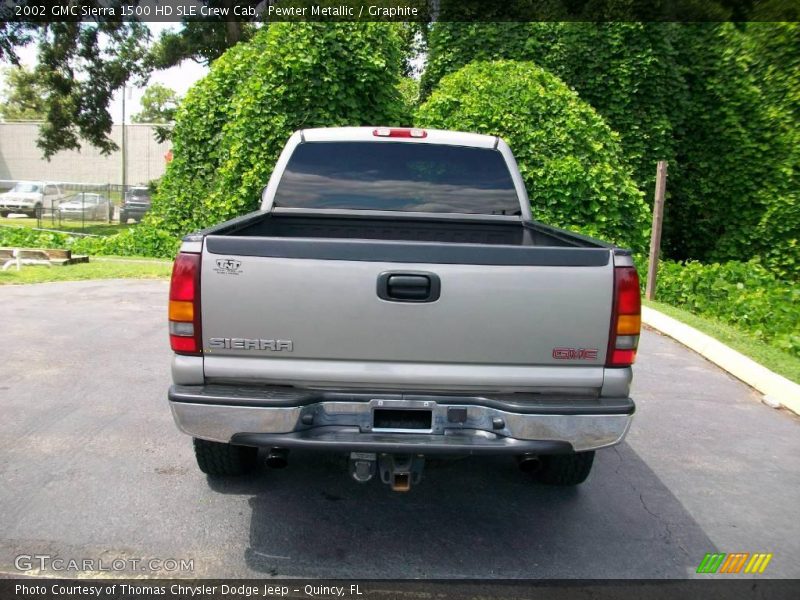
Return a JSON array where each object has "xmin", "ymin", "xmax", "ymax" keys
[{"xmin": 222, "ymin": 0, "xmax": 242, "ymax": 45}]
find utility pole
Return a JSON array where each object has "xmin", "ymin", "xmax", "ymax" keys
[
  {"xmin": 121, "ymin": 84, "xmax": 128, "ymax": 196},
  {"xmin": 645, "ymin": 161, "xmax": 668, "ymax": 301}
]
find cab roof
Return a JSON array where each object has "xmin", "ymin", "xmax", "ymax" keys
[{"xmin": 300, "ymin": 127, "xmax": 500, "ymax": 149}]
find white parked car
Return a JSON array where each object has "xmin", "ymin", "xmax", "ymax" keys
[{"xmin": 0, "ymin": 181, "xmax": 63, "ymax": 218}]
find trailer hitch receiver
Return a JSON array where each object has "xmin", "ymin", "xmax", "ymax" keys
[{"xmin": 378, "ymin": 453, "xmax": 425, "ymax": 492}]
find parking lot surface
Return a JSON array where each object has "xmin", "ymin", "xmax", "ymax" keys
[{"xmin": 1, "ymin": 280, "xmax": 798, "ymax": 578}]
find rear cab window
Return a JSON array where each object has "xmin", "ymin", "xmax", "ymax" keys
[{"xmin": 273, "ymin": 141, "xmax": 521, "ymax": 215}]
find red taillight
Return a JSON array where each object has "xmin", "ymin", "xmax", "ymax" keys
[
  {"xmin": 169, "ymin": 252, "xmax": 202, "ymax": 355},
  {"xmin": 372, "ymin": 127, "xmax": 427, "ymax": 138},
  {"xmin": 606, "ymin": 266, "xmax": 641, "ymax": 367}
]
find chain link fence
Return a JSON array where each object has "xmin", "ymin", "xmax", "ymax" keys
[{"xmin": 0, "ymin": 180, "xmax": 152, "ymax": 235}]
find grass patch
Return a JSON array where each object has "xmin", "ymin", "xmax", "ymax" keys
[
  {"xmin": 0, "ymin": 259, "xmax": 172, "ymax": 285},
  {"xmin": 0, "ymin": 216, "xmax": 132, "ymax": 236},
  {"xmin": 644, "ymin": 299, "xmax": 800, "ymax": 384}
]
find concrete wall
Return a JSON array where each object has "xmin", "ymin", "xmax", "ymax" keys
[{"xmin": 0, "ymin": 122, "xmax": 170, "ymax": 186}]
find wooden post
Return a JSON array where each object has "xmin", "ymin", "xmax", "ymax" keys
[{"xmin": 645, "ymin": 161, "xmax": 668, "ymax": 301}]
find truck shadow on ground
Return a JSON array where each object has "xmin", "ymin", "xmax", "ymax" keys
[{"xmin": 207, "ymin": 442, "xmax": 715, "ymax": 578}]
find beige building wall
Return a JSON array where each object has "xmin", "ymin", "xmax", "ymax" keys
[{"xmin": 0, "ymin": 122, "xmax": 170, "ymax": 186}]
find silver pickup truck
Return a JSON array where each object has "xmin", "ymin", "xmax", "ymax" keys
[{"xmin": 167, "ymin": 127, "xmax": 641, "ymax": 491}]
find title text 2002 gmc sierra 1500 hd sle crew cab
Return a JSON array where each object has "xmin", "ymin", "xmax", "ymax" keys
[{"xmin": 167, "ymin": 127, "xmax": 641, "ymax": 492}]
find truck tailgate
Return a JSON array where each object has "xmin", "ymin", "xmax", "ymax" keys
[{"xmin": 200, "ymin": 240, "xmax": 613, "ymax": 391}]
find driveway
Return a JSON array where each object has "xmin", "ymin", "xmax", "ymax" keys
[{"xmin": 0, "ymin": 280, "xmax": 798, "ymax": 578}]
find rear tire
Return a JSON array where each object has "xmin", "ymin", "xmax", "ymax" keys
[
  {"xmin": 193, "ymin": 438, "xmax": 258, "ymax": 476},
  {"xmin": 533, "ymin": 451, "xmax": 595, "ymax": 486},
  {"xmin": 0, "ymin": 211, "xmax": 8, "ymax": 218}
]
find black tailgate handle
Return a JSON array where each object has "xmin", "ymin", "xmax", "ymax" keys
[{"xmin": 377, "ymin": 272, "xmax": 441, "ymax": 303}]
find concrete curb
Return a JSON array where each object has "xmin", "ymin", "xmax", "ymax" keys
[{"xmin": 642, "ymin": 306, "xmax": 800, "ymax": 417}]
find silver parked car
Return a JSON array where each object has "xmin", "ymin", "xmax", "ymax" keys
[{"xmin": 57, "ymin": 193, "xmax": 114, "ymax": 221}]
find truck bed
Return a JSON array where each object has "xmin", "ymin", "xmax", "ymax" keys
[
  {"xmin": 199, "ymin": 210, "xmax": 609, "ymax": 248},
  {"xmin": 195, "ymin": 211, "xmax": 615, "ymax": 269}
]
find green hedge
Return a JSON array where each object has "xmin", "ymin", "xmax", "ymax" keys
[
  {"xmin": 0, "ymin": 227, "xmax": 75, "ymax": 250},
  {"xmin": 420, "ymin": 22, "xmax": 683, "ymax": 196},
  {"xmin": 0, "ymin": 226, "xmax": 179, "ymax": 259},
  {"xmin": 654, "ymin": 259, "xmax": 799, "ymax": 357},
  {"xmin": 416, "ymin": 60, "xmax": 650, "ymax": 253},
  {"xmin": 753, "ymin": 191, "xmax": 799, "ymax": 281},
  {"xmin": 419, "ymin": 22, "xmax": 800, "ymax": 281},
  {"xmin": 144, "ymin": 36, "xmax": 271, "ymax": 237}
]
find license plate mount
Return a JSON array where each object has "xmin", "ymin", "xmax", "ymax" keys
[{"xmin": 372, "ymin": 408, "xmax": 433, "ymax": 432}]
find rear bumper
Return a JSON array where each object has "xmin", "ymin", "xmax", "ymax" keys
[
  {"xmin": 121, "ymin": 206, "xmax": 148, "ymax": 216},
  {"xmin": 168, "ymin": 384, "xmax": 634, "ymax": 454}
]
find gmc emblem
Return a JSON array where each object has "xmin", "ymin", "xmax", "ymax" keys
[
  {"xmin": 552, "ymin": 347, "xmax": 599, "ymax": 360},
  {"xmin": 216, "ymin": 259, "xmax": 241, "ymax": 271}
]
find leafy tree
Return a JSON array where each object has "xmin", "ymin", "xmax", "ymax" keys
[
  {"xmin": 416, "ymin": 60, "xmax": 651, "ymax": 253},
  {"xmin": 132, "ymin": 83, "xmax": 180, "ymax": 124},
  {"xmin": 396, "ymin": 22, "xmax": 428, "ymax": 78},
  {"xmin": 144, "ymin": 36, "xmax": 269, "ymax": 234},
  {"xmin": 0, "ymin": 65, "xmax": 46, "ymax": 120},
  {"xmin": 131, "ymin": 83, "xmax": 182, "ymax": 143},
  {"xmin": 746, "ymin": 22, "xmax": 800, "ymax": 125},
  {"xmin": 0, "ymin": 1, "xmax": 262, "ymax": 158},
  {"xmin": 147, "ymin": 22, "xmax": 407, "ymax": 235},
  {"xmin": 420, "ymin": 22, "xmax": 684, "ymax": 195},
  {"xmin": 0, "ymin": 1, "xmax": 429, "ymax": 159},
  {"xmin": 419, "ymin": 21, "xmax": 799, "ymax": 278},
  {"xmin": 753, "ymin": 191, "xmax": 800, "ymax": 281},
  {"xmin": 664, "ymin": 24, "xmax": 792, "ymax": 265},
  {"xmin": 397, "ymin": 76, "xmax": 419, "ymax": 118},
  {"xmin": 742, "ymin": 23, "xmax": 800, "ymax": 279},
  {"xmin": 0, "ymin": 21, "xmax": 34, "ymax": 65},
  {"xmin": 145, "ymin": 11, "xmax": 258, "ymax": 70},
  {"xmin": 33, "ymin": 21, "xmax": 151, "ymax": 157}
]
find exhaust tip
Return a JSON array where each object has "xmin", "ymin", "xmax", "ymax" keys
[{"xmin": 266, "ymin": 448, "xmax": 288, "ymax": 469}]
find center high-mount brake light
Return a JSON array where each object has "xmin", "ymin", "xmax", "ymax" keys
[
  {"xmin": 606, "ymin": 266, "xmax": 641, "ymax": 367},
  {"xmin": 168, "ymin": 252, "xmax": 202, "ymax": 355},
  {"xmin": 373, "ymin": 127, "xmax": 427, "ymax": 138}
]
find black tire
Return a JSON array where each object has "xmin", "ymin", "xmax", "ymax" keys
[
  {"xmin": 193, "ymin": 438, "xmax": 258, "ymax": 476},
  {"xmin": 533, "ymin": 451, "xmax": 595, "ymax": 486},
  {"xmin": 33, "ymin": 204, "xmax": 42, "ymax": 219},
  {"xmin": 119, "ymin": 213, "xmax": 127, "ymax": 224},
  {"xmin": 0, "ymin": 211, "xmax": 8, "ymax": 218}
]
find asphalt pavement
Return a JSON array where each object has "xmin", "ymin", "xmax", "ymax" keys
[{"xmin": 0, "ymin": 279, "xmax": 798, "ymax": 578}]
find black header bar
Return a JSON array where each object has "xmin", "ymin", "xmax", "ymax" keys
[{"xmin": 1, "ymin": 0, "xmax": 798, "ymax": 23}]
